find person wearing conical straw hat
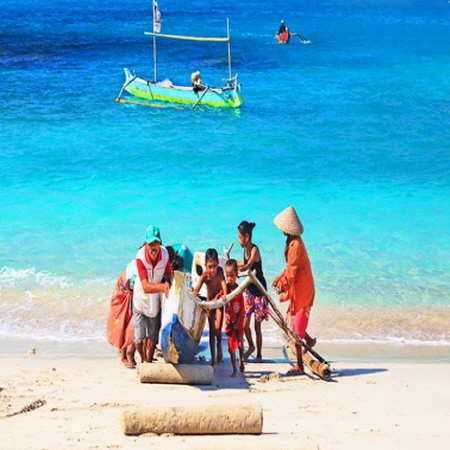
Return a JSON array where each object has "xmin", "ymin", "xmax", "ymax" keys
[{"xmin": 272, "ymin": 206, "xmax": 317, "ymax": 376}]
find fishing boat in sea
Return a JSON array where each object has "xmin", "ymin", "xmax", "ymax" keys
[
  {"xmin": 275, "ymin": 20, "xmax": 311, "ymax": 45},
  {"xmin": 116, "ymin": 2, "xmax": 243, "ymax": 110}
]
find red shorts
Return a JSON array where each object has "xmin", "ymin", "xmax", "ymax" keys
[
  {"xmin": 287, "ymin": 307, "xmax": 311, "ymax": 339},
  {"xmin": 225, "ymin": 323, "xmax": 243, "ymax": 353}
]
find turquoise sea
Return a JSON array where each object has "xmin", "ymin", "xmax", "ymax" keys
[{"xmin": 1, "ymin": 0, "xmax": 449, "ymax": 359}]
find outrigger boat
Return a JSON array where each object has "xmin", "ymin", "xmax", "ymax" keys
[
  {"xmin": 159, "ymin": 245, "xmax": 331, "ymax": 379},
  {"xmin": 116, "ymin": 7, "xmax": 243, "ymax": 110}
]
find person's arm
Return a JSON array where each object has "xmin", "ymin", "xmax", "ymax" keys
[
  {"xmin": 272, "ymin": 241, "xmax": 302, "ymax": 295},
  {"xmin": 239, "ymin": 246, "xmax": 260, "ymax": 272},
  {"xmin": 163, "ymin": 259, "xmax": 173, "ymax": 286},
  {"xmin": 219, "ymin": 279, "xmax": 228, "ymax": 300},
  {"xmin": 137, "ymin": 259, "xmax": 169, "ymax": 296},
  {"xmin": 193, "ymin": 273, "xmax": 205, "ymax": 295}
]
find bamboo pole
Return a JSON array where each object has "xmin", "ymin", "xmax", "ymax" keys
[
  {"xmin": 246, "ymin": 271, "xmax": 328, "ymax": 365},
  {"xmin": 227, "ymin": 18, "xmax": 232, "ymax": 80},
  {"xmin": 115, "ymin": 98, "xmax": 184, "ymax": 109},
  {"xmin": 193, "ymin": 275, "xmax": 253, "ymax": 310},
  {"xmin": 191, "ymin": 86, "xmax": 211, "ymax": 110}
]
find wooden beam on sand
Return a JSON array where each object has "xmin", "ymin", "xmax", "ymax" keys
[
  {"xmin": 246, "ymin": 271, "xmax": 332, "ymax": 380},
  {"xmin": 121, "ymin": 403, "xmax": 263, "ymax": 435},
  {"xmin": 138, "ymin": 363, "xmax": 213, "ymax": 385}
]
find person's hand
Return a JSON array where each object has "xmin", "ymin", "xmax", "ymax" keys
[
  {"xmin": 163, "ymin": 281, "xmax": 170, "ymax": 297},
  {"xmin": 272, "ymin": 276, "xmax": 281, "ymax": 288}
]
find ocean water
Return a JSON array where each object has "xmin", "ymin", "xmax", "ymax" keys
[{"xmin": 1, "ymin": 0, "xmax": 449, "ymax": 359}]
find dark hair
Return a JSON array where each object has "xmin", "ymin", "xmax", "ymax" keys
[
  {"xmin": 166, "ymin": 246, "xmax": 175, "ymax": 261},
  {"xmin": 225, "ymin": 258, "xmax": 238, "ymax": 273},
  {"xmin": 205, "ymin": 248, "xmax": 219, "ymax": 263},
  {"xmin": 237, "ymin": 221, "xmax": 256, "ymax": 239}
]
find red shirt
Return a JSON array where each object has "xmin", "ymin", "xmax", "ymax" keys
[{"xmin": 224, "ymin": 284, "xmax": 245, "ymax": 329}]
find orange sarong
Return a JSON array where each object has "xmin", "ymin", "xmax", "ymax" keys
[{"xmin": 106, "ymin": 270, "xmax": 134, "ymax": 349}]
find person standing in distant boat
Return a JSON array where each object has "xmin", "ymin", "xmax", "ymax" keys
[
  {"xmin": 132, "ymin": 225, "xmax": 172, "ymax": 364},
  {"xmin": 278, "ymin": 19, "xmax": 287, "ymax": 35},
  {"xmin": 191, "ymin": 70, "xmax": 205, "ymax": 93},
  {"xmin": 193, "ymin": 248, "xmax": 227, "ymax": 366},
  {"xmin": 237, "ymin": 221, "xmax": 269, "ymax": 362},
  {"xmin": 272, "ymin": 206, "xmax": 317, "ymax": 376}
]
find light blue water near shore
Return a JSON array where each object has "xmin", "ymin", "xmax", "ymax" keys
[{"xmin": 1, "ymin": 0, "xmax": 449, "ymax": 351}]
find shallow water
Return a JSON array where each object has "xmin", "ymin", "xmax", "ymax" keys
[{"xmin": 1, "ymin": 0, "xmax": 449, "ymax": 354}]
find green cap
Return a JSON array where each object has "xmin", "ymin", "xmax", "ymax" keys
[{"xmin": 145, "ymin": 225, "xmax": 162, "ymax": 243}]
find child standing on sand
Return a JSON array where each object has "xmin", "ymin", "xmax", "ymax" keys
[
  {"xmin": 193, "ymin": 248, "xmax": 227, "ymax": 366},
  {"xmin": 237, "ymin": 221, "xmax": 269, "ymax": 362},
  {"xmin": 224, "ymin": 259, "xmax": 245, "ymax": 377}
]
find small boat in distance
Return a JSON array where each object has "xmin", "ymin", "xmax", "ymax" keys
[
  {"xmin": 116, "ymin": 4, "xmax": 243, "ymax": 110},
  {"xmin": 275, "ymin": 20, "xmax": 311, "ymax": 45}
]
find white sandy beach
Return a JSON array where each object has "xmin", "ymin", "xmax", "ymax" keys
[{"xmin": 1, "ymin": 347, "xmax": 449, "ymax": 450}]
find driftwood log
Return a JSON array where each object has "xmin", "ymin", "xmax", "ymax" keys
[
  {"xmin": 138, "ymin": 363, "xmax": 213, "ymax": 385},
  {"xmin": 121, "ymin": 402, "xmax": 263, "ymax": 435}
]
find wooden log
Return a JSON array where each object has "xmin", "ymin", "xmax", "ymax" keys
[
  {"xmin": 138, "ymin": 363, "xmax": 213, "ymax": 385},
  {"xmin": 121, "ymin": 402, "xmax": 263, "ymax": 435}
]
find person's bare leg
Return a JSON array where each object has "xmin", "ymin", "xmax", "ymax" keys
[
  {"xmin": 216, "ymin": 331, "xmax": 223, "ymax": 364},
  {"xmin": 305, "ymin": 331, "xmax": 317, "ymax": 348},
  {"xmin": 255, "ymin": 320, "xmax": 263, "ymax": 361},
  {"xmin": 120, "ymin": 346, "xmax": 128, "ymax": 364},
  {"xmin": 147, "ymin": 339, "xmax": 156, "ymax": 363},
  {"xmin": 287, "ymin": 342, "xmax": 305, "ymax": 375},
  {"xmin": 238, "ymin": 338, "xmax": 245, "ymax": 373},
  {"xmin": 215, "ymin": 309, "xmax": 223, "ymax": 363},
  {"xmin": 243, "ymin": 316, "xmax": 255, "ymax": 360},
  {"xmin": 208, "ymin": 315, "xmax": 216, "ymax": 366},
  {"xmin": 136, "ymin": 341, "xmax": 145, "ymax": 363},
  {"xmin": 126, "ymin": 344, "xmax": 136, "ymax": 366},
  {"xmin": 230, "ymin": 351, "xmax": 237, "ymax": 378}
]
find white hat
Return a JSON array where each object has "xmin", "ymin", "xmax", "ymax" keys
[{"xmin": 273, "ymin": 206, "xmax": 304, "ymax": 235}]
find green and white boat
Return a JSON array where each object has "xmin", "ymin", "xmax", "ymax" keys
[{"xmin": 116, "ymin": 10, "xmax": 243, "ymax": 110}]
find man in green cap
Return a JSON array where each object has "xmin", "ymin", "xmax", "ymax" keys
[{"xmin": 132, "ymin": 225, "xmax": 172, "ymax": 363}]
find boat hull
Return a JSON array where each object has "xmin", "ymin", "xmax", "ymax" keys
[
  {"xmin": 160, "ymin": 271, "xmax": 206, "ymax": 364},
  {"xmin": 122, "ymin": 68, "xmax": 243, "ymax": 109}
]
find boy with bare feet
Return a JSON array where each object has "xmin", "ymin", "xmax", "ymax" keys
[
  {"xmin": 224, "ymin": 259, "xmax": 245, "ymax": 377},
  {"xmin": 193, "ymin": 249, "xmax": 227, "ymax": 366}
]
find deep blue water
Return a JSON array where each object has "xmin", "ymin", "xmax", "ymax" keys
[{"xmin": 0, "ymin": 0, "xmax": 449, "ymax": 345}]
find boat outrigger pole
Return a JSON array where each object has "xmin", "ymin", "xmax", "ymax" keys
[{"xmin": 144, "ymin": 19, "xmax": 233, "ymax": 81}]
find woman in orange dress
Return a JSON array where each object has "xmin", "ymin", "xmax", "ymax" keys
[{"xmin": 272, "ymin": 206, "xmax": 317, "ymax": 375}]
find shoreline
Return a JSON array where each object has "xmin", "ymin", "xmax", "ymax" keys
[{"xmin": 1, "ymin": 335, "xmax": 449, "ymax": 364}]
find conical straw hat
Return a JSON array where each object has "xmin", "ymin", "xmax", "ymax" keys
[{"xmin": 273, "ymin": 206, "xmax": 304, "ymax": 235}]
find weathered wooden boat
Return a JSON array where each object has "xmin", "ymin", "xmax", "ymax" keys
[
  {"xmin": 116, "ymin": 10, "xmax": 243, "ymax": 110},
  {"xmin": 159, "ymin": 249, "xmax": 234, "ymax": 364},
  {"xmin": 160, "ymin": 269, "xmax": 206, "ymax": 364}
]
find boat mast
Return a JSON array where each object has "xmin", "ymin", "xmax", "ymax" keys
[
  {"xmin": 227, "ymin": 17, "xmax": 232, "ymax": 79},
  {"xmin": 153, "ymin": 3, "xmax": 157, "ymax": 82}
]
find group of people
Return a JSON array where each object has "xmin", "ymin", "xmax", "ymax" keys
[{"xmin": 107, "ymin": 206, "xmax": 316, "ymax": 377}]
